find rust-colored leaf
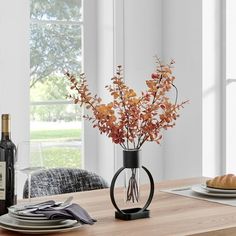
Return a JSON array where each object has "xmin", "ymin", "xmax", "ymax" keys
[{"xmin": 66, "ymin": 59, "xmax": 188, "ymax": 148}]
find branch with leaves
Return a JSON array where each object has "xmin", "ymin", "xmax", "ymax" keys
[{"xmin": 66, "ymin": 58, "xmax": 188, "ymax": 150}]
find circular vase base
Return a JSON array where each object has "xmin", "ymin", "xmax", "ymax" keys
[{"xmin": 115, "ymin": 208, "xmax": 150, "ymax": 221}]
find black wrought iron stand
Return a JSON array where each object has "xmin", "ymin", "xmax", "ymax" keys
[{"xmin": 110, "ymin": 149, "xmax": 154, "ymax": 220}]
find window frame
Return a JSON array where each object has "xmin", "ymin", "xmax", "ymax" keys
[{"xmin": 29, "ymin": 0, "xmax": 99, "ymax": 172}]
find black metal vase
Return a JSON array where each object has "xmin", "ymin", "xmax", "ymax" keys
[{"xmin": 110, "ymin": 149, "xmax": 154, "ymax": 220}]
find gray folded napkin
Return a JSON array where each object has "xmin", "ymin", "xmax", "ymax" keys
[{"xmin": 35, "ymin": 203, "xmax": 96, "ymax": 225}]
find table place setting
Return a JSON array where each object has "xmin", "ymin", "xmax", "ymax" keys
[
  {"xmin": 161, "ymin": 174, "xmax": 236, "ymax": 207},
  {"xmin": 0, "ymin": 196, "xmax": 96, "ymax": 234}
]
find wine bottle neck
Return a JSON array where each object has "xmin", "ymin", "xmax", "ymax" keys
[
  {"xmin": 1, "ymin": 132, "xmax": 10, "ymax": 141},
  {"xmin": 1, "ymin": 114, "xmax": 11, "ymax": 141}
]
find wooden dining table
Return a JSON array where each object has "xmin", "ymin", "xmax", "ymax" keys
[{"xmin": 2, "ymin": 177, "xmax": 236, "ymax": 236}]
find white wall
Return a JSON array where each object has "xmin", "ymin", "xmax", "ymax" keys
[
  {"xmin": 95, "ymin": 0, "xmax": 164, "ymax": 184},
  {"xmin": 95, "ymin": 0, "xmax": 116, "ymax": 182},
  {"xmin": 122, "ymin": 0, "xmax": 164, "ymax": 181},
  {"xmin": 0, "ymin": 0, "xmax": 30, "ymax": 144},
  {"xmin": 95, "ymin": 0, "xmax": 204, "ymax": 183},
  {"xmin": 226, "ymin": 0, "xmax": 236, "ymax": 174},
  {"xmin": 0, "ymin": 0, "xmax": 30, "ymax": 198},
  {"xmin": 162, "ymin": 0, "xmax": 202, "ymax": 179},
  {"xmin": 0, "ymin": 0, "xmax": 212, "ymax": 189},
  {"xmin": 202, "ymin": 0, "xmax": 223, "ymax": 177},
  {"xmin": 83, "ymin": 0, "xmax": 99, "ymax": 174}
]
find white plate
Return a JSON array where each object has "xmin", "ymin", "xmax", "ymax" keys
[
  {"xmin": 8, "ymin": 212, "xmax": 65, "ymax": 225},
  {"xmin": 192, "ymin": 184, "xmax": 236, "ymax": 197},
  {"xmin": 8, "ymin": 212, "xmax": 48, "ymax": 220},
  {"xmin": 0, "ymin": 222, "xmax": 82, "ymax": 235},
  {"xmin": 0, "ymin": 214, "xmax": 78, "ymax": 230},
  {"xmin": 201, "ymin": 184, "xmax": 236, "ymax": 193}
]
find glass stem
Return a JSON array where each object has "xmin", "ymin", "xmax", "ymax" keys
[{"xmin": 28, "ymin": 173, "xmax": 31, "ymax": 202}]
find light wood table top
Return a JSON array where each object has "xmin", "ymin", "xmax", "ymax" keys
[{"xmin": 1, "ymin": 177, "xmax": 236, "ymax": 236}]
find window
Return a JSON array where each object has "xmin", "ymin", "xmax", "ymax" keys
[{"xmin": 30, "ymin": 0, "xmax": 83, "ymax": 168}]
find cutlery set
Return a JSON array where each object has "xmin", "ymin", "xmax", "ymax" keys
[
  {"xmin": 13, "ymin": 196, "xmax": 74, "ymax": 214},
  {"xmin": 0, "ymin": 196, "xmax": 87, "ymax": 234}
]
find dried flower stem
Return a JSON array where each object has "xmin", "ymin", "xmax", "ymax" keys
[{"xmin": 126, "ymin": 168, "xmax": 139, "ymax": 203}]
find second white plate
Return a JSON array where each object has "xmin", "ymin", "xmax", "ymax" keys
[
  {"xmin": 191, "ymin": 184, "xmax": 236, "ymax": 197},
  {"xmin": 0, "ymin": 222, "xmax": 82, "ymax": 235},
  {"xmin": 201, "ymin": 184, "xmax": 236, "ymax": 193},
  {"xmin": 8, "ymin": 212, "xmax": 65, "ymax": 225},
  {"xmin": 0, "ymin": 214, "xmax": 78, "ymax": 230}
]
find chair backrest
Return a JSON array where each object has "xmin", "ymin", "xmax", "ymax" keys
[{"xmin": 23, "ymin": 168, "xmax": 108, "ymax": 198}]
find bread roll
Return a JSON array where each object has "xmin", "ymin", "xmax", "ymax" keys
[{"xmin": 206, "ymin": 174, "xmax": 236, "ymax": 189}]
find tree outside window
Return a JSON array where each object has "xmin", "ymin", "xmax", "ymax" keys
[{"xmin": 30, "ymin": 0, "xmax": 83, "ymax": 168}]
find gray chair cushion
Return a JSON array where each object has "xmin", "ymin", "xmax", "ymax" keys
[{"xmin": 23, "ymin": 168, "xmax": 108, "ymax": 198}]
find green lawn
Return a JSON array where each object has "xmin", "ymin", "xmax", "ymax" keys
[
  {"xmin": 31, "ymin": 129, "xmax": 81, "ymax": 141},
  {"xmin": 31, "ymin": 129, "xmax": 82, "ymax": 168},
  {"xmin": 42, "ymin": 147, "xmax": 81, "ymax": 168}
]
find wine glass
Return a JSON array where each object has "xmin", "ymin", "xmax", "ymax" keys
[{"xmin": 16, "ymin": 141, "xmax": 44, "ymax": 201}]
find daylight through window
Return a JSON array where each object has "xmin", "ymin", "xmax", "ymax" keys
[{"xmin": 30, "ymin": 0, "xmax": 83, "ymax": 168}]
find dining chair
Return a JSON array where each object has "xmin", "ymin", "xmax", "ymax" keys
[{"xmin": 23, "ymin": 168, "xmax": 108, "ymax": 198}]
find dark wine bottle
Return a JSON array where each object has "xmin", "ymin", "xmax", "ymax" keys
[{"xmin": 0, "ymin": 114, "xmax": 16, "ymax": 215}]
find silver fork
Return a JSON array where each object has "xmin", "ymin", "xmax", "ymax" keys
[
  {"xmin": 16, "ymin": 196, "xmax": 73, "ymax": 214},
  {"xmin": 13, "ymin": 200, "xmax": 56, "ymax": 212},
  {"xmin": 52, "ymin": 196, "xmax": 73, "ymax": 210}
]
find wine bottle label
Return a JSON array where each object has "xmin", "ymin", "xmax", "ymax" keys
[{"xmin": 0, "ymin": 161, "xmax": 6, "ymax": 200}]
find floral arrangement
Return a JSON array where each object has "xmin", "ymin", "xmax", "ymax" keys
[{"xmin": 66, "ymin": 58, "xmax": 187, "ymax": 150}]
